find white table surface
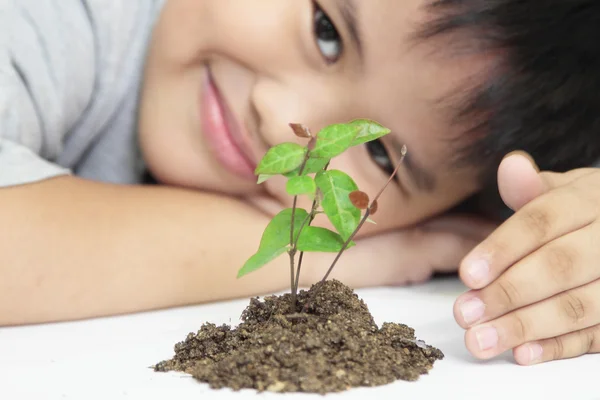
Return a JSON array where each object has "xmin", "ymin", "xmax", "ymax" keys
[{"xmin": 1, "ymin": 276, "xmax": 598, "ymax": 400}]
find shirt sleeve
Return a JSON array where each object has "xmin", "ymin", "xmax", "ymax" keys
[{"xmin": 0, "ymin": 0, "xmax": 96, "ymax": 187}]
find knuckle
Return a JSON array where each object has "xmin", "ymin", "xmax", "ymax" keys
[
  {"xmin": 545, "ymin": 245, "xmax": 576, "ymax": 286},
  {"xmin": 590, "ymin": 325, "xmax": 600, "ymax": 353},
  {"xmin": 551, "ymin": 336, "xmax": 565, "ymax": 360},
  {"xmin": 559, "ymin": 292, "xmax": 587, "ymax": 326},
  {"xmin": 482, "ymin": 237, "xmax": 509, "ymax": 259},
  {"xmin": 495, "ymin": 279, "xmax": 521, "ymax": 309},
  {"xmin": 580, "ymin": 328, "xmax": 596, "ymax": 354},
  {"xmin": 509, "ymin": 313, "xmax": 530, "ymax": 342},
  {"xmin": 565, "ymin": 185, "xmax": 600, "ymax": 217},
  {"xmin": 519, "ymin": 206, "xmax": 553, "ymax": 241}
]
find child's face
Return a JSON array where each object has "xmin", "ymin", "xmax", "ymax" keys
[{"xmin": 139, "ymin": 0, "xmax": 487, "ymax": 231}]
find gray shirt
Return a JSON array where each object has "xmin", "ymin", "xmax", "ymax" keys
[{"xmin": 0, "ymin": 0, "xmax": 164, "ymax": 187}]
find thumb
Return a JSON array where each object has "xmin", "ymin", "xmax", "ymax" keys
[{"xmin": 497, "ymin": 151, "xmax": 544, "ymax": 211}]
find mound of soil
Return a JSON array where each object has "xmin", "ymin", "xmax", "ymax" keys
[{"xmin": 154, "ymin": 280, "xmax": 443, "ymax": 394}]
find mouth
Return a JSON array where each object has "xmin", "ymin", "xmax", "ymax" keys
[{"xmin": 200, "ymin": 66, "xmax": 257, "ymax": 181}]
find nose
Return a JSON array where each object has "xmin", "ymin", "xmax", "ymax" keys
[
  {"xmin": 251, "ymin": 77, "xmax": 345, "ymax": 146},
  {"xmin": 251, "ymin": 78, "xmax": 308, "ymax": 145}
]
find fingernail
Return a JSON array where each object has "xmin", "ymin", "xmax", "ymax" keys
[
  {"xmin": 503, "ymin": 150, "xmax": 540, "ymax": 172},
  {"xmin": 527, "ymin": 343, "xmax": 543, "ymax": 364},
  {"xmin": 466, "ymin": 258, "xmax": 489, "ymax": 285},
  {"xmin": 460, "ymin": 297, "xmax": 486, "ymax": 325},
  {"xmin": 474, "ymin": 326, "xmax": 498, "ymax": 351}
]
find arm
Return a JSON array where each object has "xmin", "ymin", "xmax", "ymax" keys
[
  {"xmin": 0, "ymin": 176, "xmax": 292, "ymax": 325},
  {"xmin": 1, "ymin": 174, "xmax": 496, "ymax": 326},
  {"xmin": 0, "ymin": 2, "xmax": 320, "ymax": 324},
  {"xmin": 1, "ymin": 175, "xmax": 494, "ymax": 326}
]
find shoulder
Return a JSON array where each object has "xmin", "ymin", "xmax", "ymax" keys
[{"xmin": 0, "ymin": 0, "xmax": 165, "ymax": 187}]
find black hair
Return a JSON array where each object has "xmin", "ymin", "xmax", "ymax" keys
[{"xmin": 417, "ymin": 0, "xmax": 600, "ymax": 190}]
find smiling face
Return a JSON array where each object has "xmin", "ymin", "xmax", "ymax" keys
[{"xmin": 138, "ymin": 0, "xmax": 488, "ymax": 233}]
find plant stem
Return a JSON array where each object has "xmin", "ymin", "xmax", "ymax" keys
[
  {"xmin": 372, "ymin": 144, "xmax": 407, "ymax": 202},
  {"xmin": 287, "ymin": 250, "xmax": 296, "ymax": 308},
  {"xmin": 291, "ymin": 160, "xmax": 330, "ymax": 296},
  {"xmin": 320, "ymin": 154, "xmax": 405, "ymax": 283},
  {"xmin": 319, "ymin": 208, "xmax": 371, "ymax": 284},
  {"xmin": 293, "ymin": 252, "xmax": 305, "ymax": 296},
  {"xmin": 288, "ymin": 150, "xmax": 311, "ymax": 309},
  {"xmin": 302, "ymin": 149, "xmax": 406, "ymax": 313},
  {"xmin": 288, "ymin": 195, "xmax": 299, "ymax": 308},
  {"xmin": 292, "ymin": 199, "xmax": 318, "ymax": 295}
]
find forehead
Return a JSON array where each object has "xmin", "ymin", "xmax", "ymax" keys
[{"xmin": 352, "ymin": 0, "xmax": 487, "ymax": 168}]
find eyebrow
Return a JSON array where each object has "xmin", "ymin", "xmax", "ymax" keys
[
  {"xmin": 336, "ymin": 0, "xmax": 364, "ymax": 59},
  {"xmin": 391, "ymin": 138, "xmax": 437, "ymax": 192}
]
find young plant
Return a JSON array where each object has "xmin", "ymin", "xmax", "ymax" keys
[{"xmin": 237, "ymin": 119, "xmax": 406, "ymax": 310}]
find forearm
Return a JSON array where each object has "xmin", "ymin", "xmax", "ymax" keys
[{"xmin": 0, "ymin": 176, "xmax": 292, "ymax": 325}]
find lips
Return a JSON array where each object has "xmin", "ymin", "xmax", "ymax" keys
[{"xmin": 200, "ymin": 67, "xmax": 257, "ymax": 181}]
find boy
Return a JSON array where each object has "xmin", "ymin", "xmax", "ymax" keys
[{"xmin": 1, "ymin": 0, "xmax": 599, "ymax": 366}]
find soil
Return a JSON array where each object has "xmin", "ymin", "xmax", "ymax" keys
[{"xmin": 154, "ymin": 279, "xmax": 444, "ymax": 394}]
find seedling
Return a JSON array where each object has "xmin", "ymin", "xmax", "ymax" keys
[
  {"xmin": 155, "ymin": 126, "xmax": 446, "ymax": 392},
  {"xmin": 237, "ymin": 120, "xmax": 407, "ymax": 310}
]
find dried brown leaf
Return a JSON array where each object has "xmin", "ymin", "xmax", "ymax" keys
[
  {"xmin": 370, "ymin": 199, "xmax": 379, "ymax": 215},
  {"xmin": 349, "ymin": 190, "xmax": 370, "ymax": 209},
  {"xmin": 289, "ymin": 123, "xmax": 312, "ymax": 138}
]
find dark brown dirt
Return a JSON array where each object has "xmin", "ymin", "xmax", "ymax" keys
[{"xmin": 154, "ymin": 280, "xmax": 444, "ymax": 394}]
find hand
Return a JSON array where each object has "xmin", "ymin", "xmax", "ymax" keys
[
  {"xmin": 245, "ymin": 192, "xmax": 498, "ymax": 288},
  {"xmin": 323, "ymin": 212, "xmax": 497, "ymax": 287},
  {"xmin": 454, "ymin": 152, "xmax": 600, "ymax": 365}
]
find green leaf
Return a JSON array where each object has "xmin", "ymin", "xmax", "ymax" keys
[
  {"xmin": 257, "ymin": 174, "xmax": 274, "ymax": 184},
  {"xmin": 283, "ymin": 157, "xmax": 330, "ymax": 177},
  {"xmin": 255, "ymin": 143, "xmax": 307, "ymax": 175},
  {"xmin": 237, "ymin": 247, "xmax": 288, "ymax": 278},
  {"xmin": 264, "ymin": 208, "xmax": 310, "ymax": 250},
  {"xmin": 310, "ymin": 124, "xmax": 358, "ymax": 159},
  {"xmin": 348, "ymin": 119, "xmax": 391, "ymax": 146},
  {"xmin": 286, "ymin": 176, "xmax": 316, "ymax": 197},
  {"xmin": 305, "ymin": 157, "xmax": 331, "ymax": 174},
  {"xmin": 314, "ymin": 170, "xmax": 361, "ymax": 241},
  {"xmin": 237, "ymin": 208, "xmax": 309, "ymax": 278},
  {"xmin": 296, "ymin": 226, "xmax": 355, "ymax": 252}
]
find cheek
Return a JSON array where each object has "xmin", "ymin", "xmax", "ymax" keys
[
  {"xmin": 155, "ymin": 0, "xmax": 301, "ymax": 71},
  {"xmin": 325, "ymin": 154, "xmax": 476, "ymax": 233},
  {"xmin": 139, "ymin": 0, "xmax": 308, "ymax": 193},
  {"xmin": 138, "ymin": 121, "xmax": 209, "ymax": 189},
  {"xmin": 138, "ymin": 53, "xmax": 207, "ymax": 187},
  {"xmin": 147, "ymin": 1, "xmax": 210, "ymax": 68}
]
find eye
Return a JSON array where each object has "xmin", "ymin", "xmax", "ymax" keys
[
  {"xmin": 365, "ymin": 140, "xmax": 394, "ymax": 175},
  {"xmin": 313, "ymin": 2, "xmax": 343, "ymax": 64}
]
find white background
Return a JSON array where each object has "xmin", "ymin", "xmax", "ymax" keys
[{"xmin": 1, "ymin": 276, "xmax": 598, "ymax": 400}]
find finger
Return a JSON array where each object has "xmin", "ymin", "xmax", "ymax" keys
[
  {"xmin": 459, "ymin": 184, "xmax": 596, "ymax": 289},
  {"xmin": 498, "ymin": 152, "xmax": 544, "ymax": 211},
  {"xmin": 538, "ymin": 169, "xmax": 598, "ymax": 188},
  {"xmin": 455, "ymin": 223, "xmax": 600, "ymax": 328},
  {"xmin": 498, "ymin": 153, "xmax": 596, "ymax": 212},
  {"xmin": 462, "ymin": 279, "xmax": 600, "ymax": 359},
  {"xmin": 513, "ymin": 324, "xmax": 600, "ymax": 365}
]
